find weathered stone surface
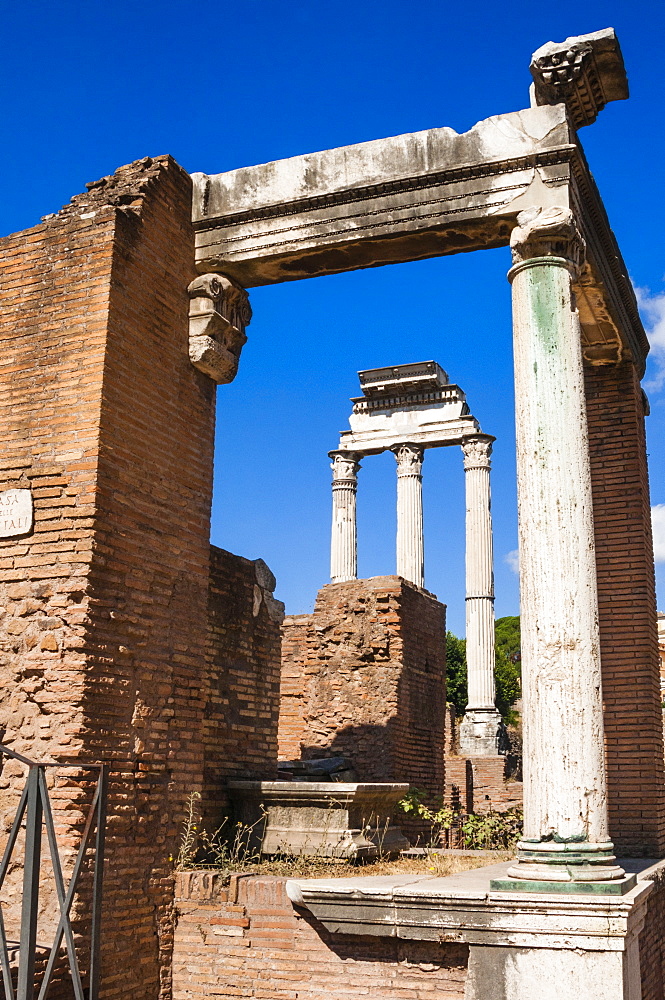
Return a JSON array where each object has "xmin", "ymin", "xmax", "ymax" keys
[
  {"xmin": 187, "ymin": 272, "xmax": 251, "ymax": 383},
  {"xmin": 192, "ymin": 105, "xmax": 573, "ymax": 286},
  {"xmin": 278, "ymin": 577, "xmax": 446, "ymax": 802},
  {"xmin": 0, "ymin": 488, "xmax": 32, "ymax": 537},
  {"xmin": 228, "ymin": 780, "xmax": 409, "ymax": 858},
  {"xmin": 288, "ymin": 860, "xmax": 658, "ymax": 999}
]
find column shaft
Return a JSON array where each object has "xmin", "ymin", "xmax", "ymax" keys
[
  {"xmin": 459, "ymin": 435, "xmax": 502, "ymax": 756},
  {"xmin": 394, "ymin": 444, "xmax": 424, "ymax": 588},
  {"xmin": 329, "ymin": 452, "xmax": 360, "ymax": 583},
  {"xmin": 463, "ymin": 437, "xmax": 496, "ymax": 711},
  {"xmin": 505, "ymin": 206, "xmax": 623, "ymax": 885}
]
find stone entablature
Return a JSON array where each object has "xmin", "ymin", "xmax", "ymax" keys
[
  {"xmin": 339, "ymin": 361, "xmax": 479, "ymax": 454},
  {"xmin": 191, "ymin": 65, "xmax": 645, "ymax": 376}
]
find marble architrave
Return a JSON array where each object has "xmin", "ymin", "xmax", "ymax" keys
[
  {"xmin": 335, "ymin": 361, "xmax": 479, "ymax": 457},
  {"xmin": 191, "ymin": 30, "xmax": 644, "ymax": 383}
]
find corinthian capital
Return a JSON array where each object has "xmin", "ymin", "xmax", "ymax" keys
[
  {"xmin": 462, "ymin": 434, "xmax": 494, "ymax": 470},
  {"xmin": 393, "ymin": 443, "xmax": 424, "ymax": 476},
  {"xmin": 188, "ymin": 273, "xmax": 252, "ymax": 384},
  {"xmin": 329, "ymin": 451, "xmax": 361, "ymax": 483},
  {"xmin": 509, "ymin": 206, "xmax": 585, "ymax": 274}
]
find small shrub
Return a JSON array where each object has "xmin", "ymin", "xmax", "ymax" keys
[
  {"xmin": 173, "ymin": 792, "xmax": 264, "ymax": 874},
  {"xmin": 462, "ymin": 807, "xmax": 523, "ymax": 850},
  {"xmin": 398, "ymin": 790, "xmax": 523, "ymax": 851}
]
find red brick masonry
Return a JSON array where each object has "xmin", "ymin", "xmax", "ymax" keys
[
  {"xmin": 445, "ymin": 756, "xmax": 522, "ymax": 815},
  {"xmin": 172, "ymin": 871, "xmax": 468, "ymax": 1000},
  {"xmin": 278, "ymin": 577, "xmax": 447, "ymax": 798},
  {"xmin": 585, "ymin": 361, "xmax": 665, "ymax": 855}
]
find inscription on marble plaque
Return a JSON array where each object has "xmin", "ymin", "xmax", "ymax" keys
[{"xmin": 0, "ymin": 489, "xmax": 33, "ymax": 538}]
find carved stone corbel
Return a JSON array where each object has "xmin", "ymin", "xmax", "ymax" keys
[
  {"xmin": 530, "ymin": 28, "xmax": 628, "ymax": 129},
  {"xmin": 188, "ymin": 273, "xmax": 252, "ymax": 383}
]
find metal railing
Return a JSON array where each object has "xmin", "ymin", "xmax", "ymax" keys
[{"xmin": 0, "ymin": 746, "xmax": 107, "ymax": 1000}]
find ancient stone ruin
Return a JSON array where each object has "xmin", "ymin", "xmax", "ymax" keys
[{"xmin": 0, "ymin": 24, "xmax": 663, "ymax": 1000}]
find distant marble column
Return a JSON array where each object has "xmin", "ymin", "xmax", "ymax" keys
[
  {"xmin": 499, "ymin": 206, "xmax": 625, "ymax": 889},
  {"xmin": 459, "ymin": 433, "xmax": 502, "ymax": 756},
  {"xmin": 329, "ymin": 451, "xmax": 361, "ymax": 583},
  {"xmin": 393, "ymin": 444, "xmax": 424, "ymax": 589}
]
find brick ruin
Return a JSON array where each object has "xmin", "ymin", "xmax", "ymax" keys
[
  {"xmin": 277, "ymin": 576, "xmax": 521, "ymax": 821},
  {"xmin": 278, "ymin": 577, "xmax": 446, "ymax": 794},
  {"xmin": 0, "ymin": 158, "xmax": 282, "ymax": 1000},
  {"xmin": 1, "ymin": 26, "xmax": 665, "ymax": 1000},
  {"xmin": 172, "ymin": 872, "xmax": 468, "ymax": 1000}
]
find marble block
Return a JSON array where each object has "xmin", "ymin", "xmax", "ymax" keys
[{"xmin": 228, "ymin": 780, "xmax": 409, "ymax": 860}]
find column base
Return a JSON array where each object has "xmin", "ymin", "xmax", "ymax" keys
[
  {"xmin": 459, "ymin": 708, "xmax": 505, "ymax": 756},
  {"xmin": 493, "ymin": 839, "xmax": 629, "ymax": 894},
  {"xmin": 490, "ymin": 873, "xmax": 637, "ymax": 895}
]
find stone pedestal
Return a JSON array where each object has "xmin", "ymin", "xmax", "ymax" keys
[
  {"xmin": 288, "ymin": 858, "xmax": 655, "ymax": 1000},
  {"xmin": 459, "ymin": 712, "xmax": 504, "ymax": 756},
  {"xmin": 228, "ymin": 781, "xmax": 409, "ymax": 859}
]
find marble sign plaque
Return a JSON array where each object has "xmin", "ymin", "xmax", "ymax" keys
[{"xmin": 0, "ymin": 489, "xmax": 33, "ymax": 538}]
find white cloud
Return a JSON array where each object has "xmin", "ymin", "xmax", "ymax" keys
[
  {"xmin": 652, "ymin": 505, "xmax": 665, "ymax": 563},
  {"xmin": 505, "ymin": 549, "xmax": 519, "ymax": 574},
  {"xmin": 635, "ymin": 286, "xmax": 665, "ymax": 392}
]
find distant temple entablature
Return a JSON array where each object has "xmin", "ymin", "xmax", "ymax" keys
[{"xmin": 338, "ymin": 361, "xmax": 480, "ymax": 456}]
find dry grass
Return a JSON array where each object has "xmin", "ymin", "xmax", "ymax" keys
[{"xmin": 207, "ymin": 851, "xmax": 512, "ymax": 883}]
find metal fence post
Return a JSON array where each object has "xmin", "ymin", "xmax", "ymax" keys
[
  {"xmin": 88, "ymin": 765, "xmax": 107, "ymax": 1000},
  {"xmin": 16, "ymin": 767, "xmax": 42, "ymax": 1000}
]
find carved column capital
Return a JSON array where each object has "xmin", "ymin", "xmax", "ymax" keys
[
  {"xmin": 392, "ymin": 443, "xmax": 424, "ymax": 477},
  {"xmin": 329, "ymin": 451, "xmax": 361, "ymax": 484},
  {"xmin": 509, "ymin": 206, "xmax": 585, "ymax": 277},
  {"xmin": 461, "ymin": 434, "xmax": 494, "ymax": 471},
  {"xmin": 188, "ymin": 272, "xmax": 252, "ymax": 384}
]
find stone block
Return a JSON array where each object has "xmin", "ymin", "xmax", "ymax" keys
[{"xmin": 228, "ymin": 780, "xmax": 409, "ymax": 859}]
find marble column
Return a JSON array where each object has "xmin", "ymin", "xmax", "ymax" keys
[
  {"xmin": 393, "ymin": 443, "xmax": 425, "ymax": 589},
  {"xmin": 329, "ymin": 451, "xmax": 361, "ymax": 583},
  {"xmin": 459, "ymin": 434, "xmax": 502, "ymax": 756},
  {"xmin": 500, "ymin": 206, "xmax": 625, "ymax": 889}
]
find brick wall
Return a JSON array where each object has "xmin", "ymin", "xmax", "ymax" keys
[
  {"xmin": 639, "ymin": 863, "xmax": 665, "ymax": 1000},
  {"xmin": 584, "ymin": 361, "xmax": 665, "ymax": 855},
  {"xmin": 0, "ymin": 157, "xmax": 283, "ymax": 1000},
  {"xmin": 278, "ymin": 576, "xmax": 446, "ymax": 797},
  {"xmin": 172, "ymin": 871, "xmax": 468, "ymax": 1000},
  {"xmin": 202, "ymin": 546, "xmax": 283, "ymax": 824},
  {"xmin": 445, "ymin": 757, "xmax": 522, "ymax": 815}
]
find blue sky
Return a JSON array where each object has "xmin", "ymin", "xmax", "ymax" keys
[{"xmin": 1, "ymin": 1, "xmax": 664, "ymax": 633}]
